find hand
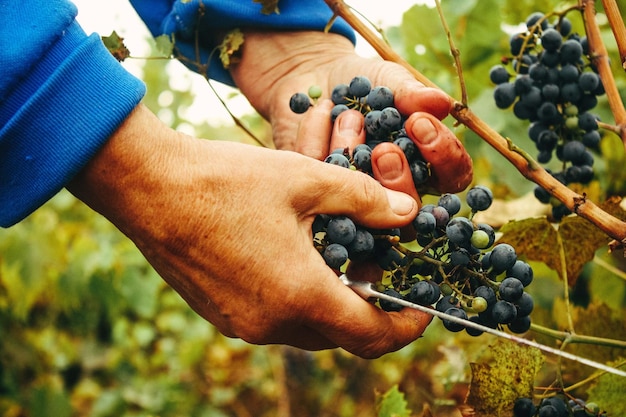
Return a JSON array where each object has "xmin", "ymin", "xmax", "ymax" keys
[
  {"xmin": 229, "ymin": 30, "xmax": 473, "ymax": 196},
  {"xmin": 67, "ymin": 104, "xmax": 432, "ymax": 358}
]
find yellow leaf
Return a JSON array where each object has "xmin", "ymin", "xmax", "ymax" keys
[{"xmin": 218, "ymin": 29, "xmax": 245, "ymax": 69}]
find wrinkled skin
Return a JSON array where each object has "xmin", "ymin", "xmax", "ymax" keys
[{"xmin": 68, "ymin": 30, "xmax": 472, "ymax": 358}]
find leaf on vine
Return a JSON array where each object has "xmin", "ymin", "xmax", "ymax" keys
[
  {"xmin": 465, "ymin": 339, "xmax": 543, "ymax": 417},
  {"xmin": 586, "ymin": 360, "xmax": 626, "ymax": 415},
  {"xmin": 253, "ymin": 0, "xmax": 280, "ymax": 15},
  {"xmin": 101, "ymin": 31, "xmax": 130, "ymax": 62},
  {"xmin": 498, "ymin": 217, "xmax": 561, "ymax": 275},
  {"xmin": 498, "ymin": 204, "xmax": 616, "ymax": 285},
  {"xmin": 375, "ymin": 385, "xmax": 412, "ymax": 417},
  {"xmin": 154, "ymin": 34, "xmax": 174, "ymax": 57},
  {"xmin": 218, "ymin": 29, "xmax": 245, "ymax": 69}
]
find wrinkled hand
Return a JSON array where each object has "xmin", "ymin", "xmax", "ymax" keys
[
  {"xmin": 229, "ymin": 30, "xmax": 473, "ymax": 198},
  {"xmin": 67, "ymin": 105, "xmax": 432, "ymax": 358}
]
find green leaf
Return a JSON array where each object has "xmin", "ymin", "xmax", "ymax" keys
[
  {"xmin": 101, "ymin": 31, "xmax": 130, "ymax": 62},
  {"xmin": 253, "ymin": 0, "xmax": 280, "ymax": 15},
  {"xmin": 218, "ymin": 29, "xmax": 245, "ymax": 69},
  {"xmin": 375, "ymin": 385, "xmax": 412, "ymax": 417},
  {"xmin": 465, "ymin": 339, "xmax": 543, "ymax": 417},
  {"xmin": 586, "ymin": 360, "xmax": 626, "ymax": 415},
  {"xmin": 154, "ymin": 34, "xmax": 174, "ymax": 57}
]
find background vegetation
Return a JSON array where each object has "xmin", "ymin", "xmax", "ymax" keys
[{"xmin": 1, "ymin": 0, "xmax": 625, "ymax": 415}]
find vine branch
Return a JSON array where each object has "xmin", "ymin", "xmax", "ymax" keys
[
  {"xmin": 323, "ymin": 0, "xmax": 626, "ymax": 244},
  {"xmin": 601, "ymin": 0, "xmax": 626, "ymax": 71},
  {"xmin": 582, "ymin": 0, "xmax": 626, "ymax": 148}
]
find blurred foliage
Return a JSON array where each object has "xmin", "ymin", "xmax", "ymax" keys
[{"xmin": 1, "ymin": 0, "xmax": 626, "ymax": 416}]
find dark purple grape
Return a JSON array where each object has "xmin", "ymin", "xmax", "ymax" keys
[
  {"xmin": 431, "ymin": 206, "xmax": 450, "ymax": 228},
  {"xmin": 348, "ymin": 75, "xmax": 371, "ymax": 98},
  {"xmin": 408, "ymin": 280, "xmax": 441, "ymax": 306},
  {"xmin": 438, "ymin": 193, "xmax": 462, "ymax": 216},
  {"xmin": 492, "ymin": 300, "xmax": 517, "ymax": 324},
  {"xmin": 526, "ymin": 12, "xmax": 548, "ymax": 30},
  {"xmin": 442, "ymin": 307, "xmax": 467, "ymax": 332},
  {"xmin": 346, "ymin": 228, "xmax": 375, "ymax": 261},
  {"xmin": 507, "ymin": 260, "xmax": 534, "ymax": 287},
  {"xmin": 466, "ymin": 186, "xmax": 494, "ymax": 211},
  {"xmin": 326, "ymin": 216, "xmax": 357, "ymax": 246},
  {"xmin": 324, "ymin": 153, "xmax": 351, "ymax": 168},
  {"xmin": 353, "ymin": 149, "xmax": 372, "ymax": 172},
  {"xmin": 494, "ymin": 83, "xmax": 517, "ymax": 109},
  {"xmin": 578, "ymin": 112, "xmax": 599, "ymax": 131},
  {"xmin": 540, "ymin": 28, "xmax": 563, "ymax": 52},
  {"xmin": 509, "ymin": 315, "xmax": 531, "ymax": 333},
  {"xmin": 514, "ymin": 397, "xmax": 537, "ymax": 417},
  {"xmin": 323, "ymin": 243, "xmax": 348, "ymax": 269},
  {"xmin": 413, "ymin": 211, "xmax": 436, "ymax": 235},
  {"xmin": 490, "ymin": 243, "xmax": 517, "ymax": 273},
  {"xmin": 475, "ymin": 286, "xmax": 497, "ymax": 307},
  {"xmin": 516, "ymin": 292, "xmax": 534, "ymax": 317},
  {"xmin": 380, "ymin": 288, "xmax": 404, "ymax": 312},
  {"xmin": 330, "ymin": 104, "xmax": 349, "ymax": 122},
  {"xmin": 289, "ymin": 92, "xmax": 311, "ymax": 114},
  {"xmin": 446, "ymin": 217, "xmax": 474, "ymax": 246},
  {"xmin": 578, "ymin": 72, "xmax": 600, "ymax": 93},
  {"xmin": 560, "ymin": 39, "xmax": 583, "ymax": 64},
  {"xmin": 331, "ymin": 83, "xmax": 350, "ymax": 105},
  {"xmin": 582, "ymin": 130, "xmax": 601, "ymax": 147},
  {"xmin": 489, "ymin": 65, "xmax": 511, "ymax": 84},
  {"xmin": 562, "ymin": 140, "xmax": 586, "ymax": 163},
  {"xmin": 499, "ymin": 277, "xmax": 524, "ymax": 302},
  {"xmin": 393, "ymin": 136, "xmax": 418, "ymax": 162},
  {"xmin": 410, "ymin": 159, "xmax": 430, "ymax": 185},
  {"xmin": 366, "ymin": 86, "xmax": 394, "ymax": 110}
]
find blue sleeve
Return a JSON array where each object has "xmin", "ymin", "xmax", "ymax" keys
[
  {"xmin": 0, "ymin": 0, "xmax": 146, "ymax": 227},
  {"xmin": 129, "ymin": 0, "xmax": 356, "ymax": 86}
]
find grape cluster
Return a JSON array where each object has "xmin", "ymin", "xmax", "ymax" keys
[
  {"xmin": 289, "ymin": 76, "xmax": 432, "ymax": 187},
  {"xmin": 489, "ymin": 11, "xmax": 605, "ymax": 220},
  {"xmin": 290, "ymin": 77, "xmax": 534, "ymax": 336},
  {"xmin": 313, "ymin": 183, "xmax": 535, "ymax": 336},
  {"xmin": 513, "ymin": 396, "xmax": 606, "ymax": 417}
]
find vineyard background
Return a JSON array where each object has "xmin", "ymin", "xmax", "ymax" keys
[{"xmin": 1, "ymin": 0, "xmax": 625, "ymax": 416}]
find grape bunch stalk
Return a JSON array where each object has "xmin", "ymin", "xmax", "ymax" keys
[
  {"xmin": 489, "ymin": 11, "xmax": 606, "ymax": 221},
  {"xmin": 290, "ymin": 78, "xmax": 535, "ymax": 336}
]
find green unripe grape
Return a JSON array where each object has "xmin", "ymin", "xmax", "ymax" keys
[
  {"xmin": 470, "ymin": 230, "xmax": 491, "ymax": 249},
  {"xmin": 440, "ymin": 283, "xmax": 453, "ymax": 296},
  {"xmin": 471, "ymin": 296, "xmax": 488, "ymax": 313},
  {"xmin": 565, "ymin": 116, "xmax": 579, "ymax": 130},
  {"xmin": 585, "ymin": 402, "xmax": 600, "ymax": 415},
  {"xmin": 564, "ymin": 104, "xmax": 579, "ymax": 117},
  {"xmin": 308, "ymin": 85, "xmax": 323, "ymax": 100}
]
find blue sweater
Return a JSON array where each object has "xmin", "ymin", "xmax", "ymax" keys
[{"xmin": 0, "ymin": 0, "xmax": 354, "ymax": 227}]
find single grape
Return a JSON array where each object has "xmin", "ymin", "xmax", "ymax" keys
[
  {"xmin": 561, "ymin": 82, "xmax": 582, "ymax": 103},
  {"xmin": 324, "ymin": 153, "xmax": 351, "ymax": 168},
  {"xmin": 540, "ymin": 397, "xmax": 568, "ymax": 417},
  {"xmin": 509, "ymin": 33, "xmax": 527, "ymax": 55},
  {"xmin": 442, "ymin": 307, "xmax": 467, "ymax": 332},
  {"xmin": 582, "ymin": 130, "xmax": 601, "ymax": 147},
  {"xmin": 526, "ymin": 11, "xmax": 548, "ymax": 30},
  {"xmin": 499, "ymin": 277, "xmax": 524, "ymax": 302},
  {"xmin": 494, "ymin": 83, "xmax": 517, "ymax": 109},
  {"xmin": 380, "ymin": 106, "xmax": 403, "ymax": 132},
  {"xmin": 476, "ymin": 223, "xmax": 496, "ymax": 248},
  {"xmin": 578, "ymin": 112, "xmax": 599, "ymax": 131},
  {"xmin": 513, "ymin": 397, "xmax": 537, "ymax": 417},
  {"xmin": 413, "ymin": 211, "xmax": 437, "ymax": 235},
  {"xmin": 541, "ymin": 83, "xmax": 560, "ymax": 102},
  {"xmin": 375, "ymin": 246, "xmax": 407, "ymax": 271},
  {"xmin": 490, "ymin": 243, "xmax": 518, "ymax": 273},
  {"xmin": 408, "ymin": 280, "xmax": 441, "ymax": 306},
  {"xmin": 489, "ymin": 65, "xmax": 511, "ymax": 84},
  {"xmin": 379, "ymin": 288, "xmax": 404, "ymax": 312},
  {"xmin": 560, "ymin": 63, "xmax": 580, "ymax": 82},
  {"xmin": 446, "ymin": 217, "xmax": 474, "ymax": 246},
  {"xmin": 366, "ymin": 86, "xmax": 394, "ymax": 110},
  {"xmin": 330, "ymin": 104, "xmax": 350, "ymax": 122},
  {"xmin": 516, "ymin": 292, "xmax": 535, "ymax": 317},
  {"xmin": 353, "ymin": 149, "xmax": 372, "ymax": 172},
  {"xmin": 438, "ymin": 193, "xmax": 462, "ymax": 216},
  {"xmin": 470, "ymin": 230, "xmax": 491, "ymax": 249},
  {"xmin": 450, "ymin": 248, "xmax": 471, "ymax": 266},
  {"xmin": 537, "ymin": 102, "xmax": 560, "ymax": 123},
  {"xmin": 410, "ymin": 160, "xmax": 430, "ymax": 185},
  {"xmin": 560, "ymin": 39, "xmax": 583, "ymax": 64},
  {"xmin": 578, "ymin": 72, "xmax": 600, "ymax": 93},
  {"xmin": 540, "ymin": 28, "xmax": 563, "ymax": 52},
  {"xmin": 465, "ymin": 315, "xmax": 486, "ymax": 337},
  {"xmin": 326, "ymin": 216, "xmax": 357, "ymax": 246},
  {"xmin": 514, "ymin": 76, "xmax": 534, "ymax": 95},
  {"xmin": 289, "ymin": 92, "xmax": 311, "ymax": 114},
  {"xmin": 323, "ymin": 243, "xmax": 348, "ymax": 269},
  {"xmin": 393, "ymin": 137, "xmax": 418, "ymax": 162},
  {"xmin": 347, "ymin": 228, "xmax": 375, "ymax": 262},
  {"xmin": 471, "ymin": 296, "xmax": 488, "ymax": 313},
  {"xmin": 562, "ymin": 140, "xmax": 586, "ymax": 163},
  {"xmin": 466, "ymin": 185, "xmax": 494, "ymax": 211},
  {"xmin": 538, "ymin": 404, "xmax": 559, "ymax": 417},
  {"xmin": 349, "ymin": 75, "xmax": 372, "ymax": 98},
  {"xmin": 431, "ymin": 206, "xmax": 451, "ymax": 228},
  {"xmin": 507, "ymin": 260, "xmax": 534, "ymax": 287},
  {"xmin": 331, "ymin": 83, "xmax": 350, "ymax": 105},
  {"xmin": 308, "ymin": 85, "xmax": 323, "ymax": 100},
  {"xmin": 364, "ymin": 110, "xmax": 382, "ymax": 137},
  {"xmin": 492, "ymin": 300, "xmax": 518, "ymax": 324},
  {"xmin": 534, "ymin": 185, "xmax": 552, "ymax": 204},
  {"xmin": 558, "ymin": 17, "xmax": 573, "ymax": 37},
  {"xmin": 436, "ymin": 295, "xmax": 458, "ymax": 313}
]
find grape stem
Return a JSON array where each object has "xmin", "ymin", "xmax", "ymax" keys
[
  {"xmin": 323, "ymin": 0, "xmax": 626, "ymax": 244},
  {"xmin": 530, "ymin": 323, "xmax": 626, "ymax": 349}
]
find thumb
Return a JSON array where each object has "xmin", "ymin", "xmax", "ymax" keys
[{"xmin": 294, "ymin": 158, "xmax": 418, "ymax": 230}]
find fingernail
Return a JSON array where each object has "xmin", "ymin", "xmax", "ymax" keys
[
  {"xmin": 410, "ymin": 117, "xmax": 437, "ymax": 144},
  {"xmin": 337, "ymin": 112, "xmax": 363, "ymax": 136},
  {"xmin": 386, "ymin": 189, "xmax": 416, "ymax": 216}
]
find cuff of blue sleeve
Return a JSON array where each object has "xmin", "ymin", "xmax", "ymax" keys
[{"xmin": 0, "ymin": 24, "xmax": 146, "ymax": 227}]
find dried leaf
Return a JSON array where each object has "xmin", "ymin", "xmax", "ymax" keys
[
  {"xmin": 586, "ymin": 360, "xmax": 626, "ymax": 415},
  {"xmin": 101, "ymin": 31, "xmax": 130, "ymax": 62},
  {"xmin": 253, "ymin": 0, "xmax": 280, "ymax": 14},
  {"xmin": 218, "ymin": 29, "xmax": 245, "ymax": 69},
  {"xmin": 465, "ymin": 340, "xmax": 543, "ymax": 417}
]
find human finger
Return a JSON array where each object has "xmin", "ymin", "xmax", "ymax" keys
[
  {"xmin": 329, "ymin": 109, "xmax": 366, "ymax": 152},
  {"xmin": 295, "ymin": 99, "xmax": 334, "ymax": 160},
  {"xmin": 405, "ymin": 112, "xmax": 473, "ymax": 193}
]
